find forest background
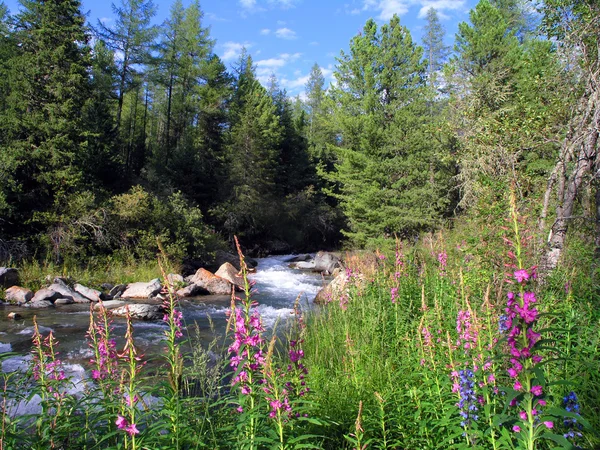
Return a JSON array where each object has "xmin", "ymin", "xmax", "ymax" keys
[{"xmin": 0, "ymin": 0, "xmax": 598, "ymax": 280}]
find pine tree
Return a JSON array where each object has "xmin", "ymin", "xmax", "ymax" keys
[{"xmin": 422, "ymin": 8, "xmax": 450, "ymax": 88}]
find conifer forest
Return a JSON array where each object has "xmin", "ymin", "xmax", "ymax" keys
[{"xmin": 0, "ymin": 0, "xmax": 599, "ymax": 448}]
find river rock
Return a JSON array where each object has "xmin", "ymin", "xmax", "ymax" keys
[
  {"xmin": 176, "ymin": 283, "xmax": 209, "ymax": 297},
  {"xmin": 121, "ymin": 279, "xmax": 162, "ymax": 299},
  {"xmin": 189, "ymin": 269, "xmax": 232, "ymax": 295},
  {"xmin": 314, "ymin": 272, "xmax": 347, "ymax": 304},
  {"xmin": 295, "ymin": 261, "xmax": 316, "ymax": 270},
  {"xmin": 166, "ymin": 274, "xmax": 185, "ymax": 287},
  {"xmin": 314, "ymin": 251, "xmax": 341, "ymax": 275},
  {"xmin": 0, "ymin": 268, "xmax": 19, "ymax": 288},
  {"xmin": 287, "ymin": 254, "xmax": 312, "ymax": 263},
  {"xmin": 25, "ymin": 300, "xmax": 53, "ymax": 308},
  {"xmin": 54, "ymin": 298, "xmax": 74, "ymax": 305},
  {"xmin": 111, "ymin": 304, "xmax": 164, "ymax": 320},
  {"xmin": 48, "ymin": 281, "xmax": 91, "ymax": 303},
  {"xmin": 31, "ymin": 288, "xmax": 62, "ymax": 303},
  {"xmin": 101, "ymin": 283, "xmax": 114, "ymax": 291},
  {"xmin": 94, "ymin": 300, "xmax": 126, "ymax": 310},
  {"xmin": 7, "ymin": 312, "xmax": 22, "ymax": 320},
  {"xmin": 109, "ymin": 284, "xmax": 127, "ymax": 298},
  {"xmin": 4, "ymin": 286, "xmax": 33, "ymax": 304},
  {"xmin": 215, "ymin": 263, "xmax": 244, "ymax": 288},
  {"xmin": 74, "ymin": 284, "xmax": 102, "ymax": 302}
]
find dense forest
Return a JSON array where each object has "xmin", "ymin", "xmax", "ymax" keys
[{"xmin": 0, "ymin": 0, "xmax": 598, "ymax": 273}]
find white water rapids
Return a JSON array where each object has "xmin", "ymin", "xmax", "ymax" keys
[{"xmin": 0, "ymin": 255, "xmax": 324, "ymax": 376}]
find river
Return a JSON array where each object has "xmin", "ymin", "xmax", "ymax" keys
[{"xmin": 0, "ymin": 255, "xmax": 324, "ymax": 373}]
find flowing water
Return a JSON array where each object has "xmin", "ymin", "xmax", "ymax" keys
[{"xmin": 0, "ymin": 255, "xmax": 324, "ymax": 373}]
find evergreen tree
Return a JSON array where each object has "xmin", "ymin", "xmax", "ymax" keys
[
  {"xmin": 326, "ymin": 16, "xmax": 450, "ymax": 246},
  {"xmin": 216, "ymin": 53, "xmax": 282, "ymax": 244},
  {"xmin": 422, "ymin": 8, "xmax": 450, "ymax": 87},
  {"xmin": 0, "ymin": 0, "xmax": 93, "ymax": 236},
  {"xmin": 97, "ymin": 0, "xmax": 158, "ymax": 131}
]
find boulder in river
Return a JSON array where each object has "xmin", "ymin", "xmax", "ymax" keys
[
  {"xmin": 31, "ymin": 288, "xmax": 62, "ymax": 303},
  {"xmin": 286, "ymin": 254, "xmax": 312, "ymax": 263},
  {"xmin": 4, "ymin": 286, "xmax": 33, "ymax": 304},
  {"xmin": 74, "ymin": 284, "xmax": 102, "ymax": 302},
  {"xmin": 25, "ymin": 300, "xmax": 53, "ymax": 308},
  {"xmin": 189, "ymin": 268, "xmax": 232, "ymax": 295},
  {"xmin": 211, "ymin": 250, "xmax": 258, "ymax": 272},
  {"xmin": 54, "ymin": 298, "xmax": 75, "ymax": 305},
  {"xmin": 7, "ymin": 312, "xmax": 22, "ymax": 320},
  {"xmin": 109, "ymin": 284, "xmax": 127, "ymax": 298},
  {"xmin": 314, "ymin": 251, "xmax": 342, "ymax": 275},
  {"xmin": 166, "ymin": 274, "xmax": 185, "ymax": 287},
  {"xmin": 94, "ymin": 300, "xmax": 126, "ymax": 310},
  {"xmin": 0, "ymin": 268, "xmax": 19, "ymax": 288},
  {"xmin": 215, "ymin": 263, "xmax": 244, "ymax": 289},
  {"xmin": 48, "ymin": 280, "xmax": 91, "ymax": 303},
  {"xmin": 176, "ymin": 283, "xmax": 209, "ymax": 297},
  {"xmin": 121, "ymin": 279, "xmax": 162, "ymax": 299},
  {"xmin": 295, "ymin": 261, "xmax": 316, "ymax": 270},
  {"xmin": 111, "ymin": 304, "xmax": 164, "ymax": 320}
]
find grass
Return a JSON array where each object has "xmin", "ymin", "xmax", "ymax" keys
[{"xmin": 1, "ymin": 222, "xmax": 599, "ymax": 449}]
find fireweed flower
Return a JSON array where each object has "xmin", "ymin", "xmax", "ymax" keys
[
  {"xmin": 390, "ymin": 287, "xmax": 398, "ymax": 303},
  {"xmin": 437, "ymin": 251, "xmax": 448, "ymax": 274},
  {"xmin": 456, "ymin": 310, "xmax": 478, "ymax": 351}
]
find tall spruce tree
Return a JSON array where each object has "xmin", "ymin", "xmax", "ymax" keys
[
  {"xmin": 0, "ymin": 0, "xmax": 93, "ymax": 236},
  {"xmin": 326, "ymin": 15, "xmax": 449, "ymax": 246}
]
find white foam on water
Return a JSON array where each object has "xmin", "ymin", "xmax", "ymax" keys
[
  {"xmin": 0, "ymin": 342, "xmax": 11, "ymax": 353},
  {"xmin": 250, "ymin": 255, "xmax": 323, "ymax": 298},
  {"xmin": 17, "ymin": 325, "xmax": 53, "ymax": 335},
  {"xmin": 255, "ymin": 305, "xmax": 294, "ymax": 327}
]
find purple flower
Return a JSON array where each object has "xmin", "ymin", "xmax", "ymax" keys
[
  {"xmin": 530, "ymin": 385, "xmax": 543, "ymax": 396},
  {"xmin": 125, "ymin": 423, "xmax": 139, "ymax": 436},
  {"xmin": 519, "ymin": 411, "xmax": 527, "ymax": 420},
  {"xmin": 116, "ymin": 415, "xmax": 127, "ymax": 429},
  {"xmin": 544, "ymin": 421, "xmax": 553, "ymax": 429},
  {"xmin": 513, "ymin": 425, "xmax": 521, "ymax": 432},
  {"xmin": 514, "ymin": 269, "xmax": 530, "ymax": 283}
]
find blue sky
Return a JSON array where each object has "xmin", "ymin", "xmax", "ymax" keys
[{"xmin": 3, "ymin": 0, "xmax": 477, "ymax": 98}]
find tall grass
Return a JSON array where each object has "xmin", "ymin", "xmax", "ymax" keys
[{"xmin": 1, "ymin": 223, "xmax": 599, "ymax": 449}]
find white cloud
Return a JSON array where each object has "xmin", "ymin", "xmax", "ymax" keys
[
  {"xmin": 99, "ymin": 17, "xmax": 112, "ymax": 24},
  {"xmin": 260, "ymin": 28, "xmax": 271, "ymax": 35},
  {"xmin": 277, "ymin": 20, "xmax": 287, "ymax": 25},
  {"xmin": 256, "ymin": 52, "xmax": 302, "ymax": 69},
  {"xmin": 281, "ymin": 74, "xmax": 311, "ymax": 89},
  {"xmin": 240, "ymin": 0, "xmax": 257, "ymax": 8},
  {"xmin": 356, "ymin": 0, "xmax": 464, "ymax": 20},
  {"xmin": 221, "ymin": 41, "xmax": 252, "ymax": 61},
  {"xmin": 310, "ymin": 41, "xmax": 319, "ymax": 46},
  {"xmin": 275, "ymin": 27, "xmax": 297, "ymax": 39},
  {"xmin": 417, "ymin": 0, "xmax": 464, "ymax": 18}
]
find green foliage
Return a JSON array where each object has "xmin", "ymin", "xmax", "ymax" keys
[{"xmin": 324, "ymin": 15, "xmax": 454, "ymax": 247}]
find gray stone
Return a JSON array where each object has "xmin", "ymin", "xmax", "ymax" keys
[
  {"xmin": 47, "ymin": 282, "xmax": 90, "ymax": 303},
  {"xmin": 7, "ymin": 312, "xmax": 22, "ymax": 320},
  {"xmin": 176, "ymin": 283, "xmax": 209, "ymax": 297},
  {"xmin": 73, "ymin": 283, "xmax": 102, "ymax": 302},
  {"xmin": 54, "ymin": 298, "xmax": 74, "ymax": 305},
  {"xmin": 111, "ymin": 304, "xmax": 164, "ymax": 321},
  {"xmin": 109, "ymin": 284, "xmax": 126, "ymax": 297},
  {"xmin": 0, "ymin": 268, "xmax": 19, "ymax": 288},
  {"xmin": 295, "ymin": 261, "xmax": 316, "ymax": 270},
  {"xmin": 286, "ymin": 254, "xmax": 312, "ymax": 263},
  {"xmin": 94, "ymin": 300, "xmax": 126, "ymax": 310},
  {"xmin": 121, "ymin": 279, "xmax": 162, "ymax": 299},
  {"xmin": 25, "ymin": 300, "xmax": 53, "ymax": 308},
  {"xmin": 4, "ymin": 286, "xmax": 33, "ymax": 304},
  {"xmin": 166, "ymin": 273, "xmax": 184, "ymax": 286},
  {"xmin": 31, "ymin": 288, "xmax": 62, "ymax": 303},
  {"xmin": 314, "ymin": 251, "xmax": 341, "ymax": 275},
  {"xmin": 100, "ymin": 283, "xmax": 114, "ymax": 291}
]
